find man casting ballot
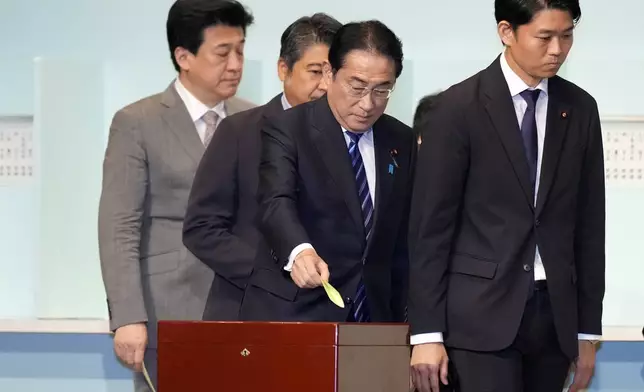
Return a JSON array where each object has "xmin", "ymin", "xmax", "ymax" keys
[{"xmin": 239, "ymin": 20, "xmax": 415, "ymax": 323}]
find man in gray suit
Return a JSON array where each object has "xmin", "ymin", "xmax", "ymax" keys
[{"xmin": 98, "ymin": 1, "xmax": 254, "ymax": 390}]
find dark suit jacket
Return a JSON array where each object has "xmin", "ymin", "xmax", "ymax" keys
[
  {"xmin": 239, "ymin": 96, "xmax": 415, "ymax": 323},
  {"xmin": 408, "ymin": 57, "xmax": 605, "ymax": 359},
  {"xmin": 183, "ymin": 94, "xmax": 284, "ymax": 320}
]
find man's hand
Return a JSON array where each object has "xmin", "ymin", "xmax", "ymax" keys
[
  {"xmin": 290, "ymin": 249, "xmax": 329, "ymax": 288},
  {"xmin": 410, "ymin": 343, "xmax": 449, "ymax": 392},
  {"xmin": 113, "ymin": 323, "xmax": 147, "ymax": 371},
  {"xmin": 569, "ymin": 340, "xmax": 597, "ymax": 392}
]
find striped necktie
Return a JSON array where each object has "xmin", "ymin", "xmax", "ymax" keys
[
  {"xmin": 346, "ymin": 131, "xmax": 373, "ymax": 322},
  {"xmin": 202, "ymin": 110, "xmax": 219, "ymax": 147}
]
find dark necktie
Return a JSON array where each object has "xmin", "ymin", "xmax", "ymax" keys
[
  {"xmin": 346, "ymin": 131, "xmax": 373, "ymax": 322},
  {"xmin": 519, "ymin": 89, "xmax": 540, "ymax": 193}
]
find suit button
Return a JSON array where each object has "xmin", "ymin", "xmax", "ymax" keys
[
  {"xmin": 535, "ymin": 219, "xmax": 541, "ymax": 227},
  {"xmin": 523, "ymin": 264, "xmax": 532, "ymax": 272},
  {"xmin": 345, "ymin": 297, "xmax": 353, "ymax": 305}
]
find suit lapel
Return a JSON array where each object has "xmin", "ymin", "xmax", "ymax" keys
[
  {"xmin": 160, "ymin": 84, "xmax": 204, "ymax": 164},
  {"xmin": 482, "ymin": 59, "xmax": 534, "ymax": 209},
  {"xmin": 536, "ymin": 78, "xmax": 571, "ymax": 215},
  {"xmin": 365, "ymin": 120, "xmax": 396, "ymax": 252},
  {"xmin": 310, "ymin": 97, "xmax": 365, "ymax": 237}
]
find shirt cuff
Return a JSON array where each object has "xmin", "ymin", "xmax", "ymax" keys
[
  {"xmin": 578, "ymin": 333, "xmax": 602, "ymax": 341},
  {"xmin": 410, "ymin": 332, "xmax": 444, "ymax": 345},
  {"xmin": 284, "ymin": 243, "xmax": 314, "ymax": 271}
]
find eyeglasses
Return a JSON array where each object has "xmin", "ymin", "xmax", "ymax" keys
[{"xmin": 343, "ymin": 82, "xmax": 395, "ymax": 100}]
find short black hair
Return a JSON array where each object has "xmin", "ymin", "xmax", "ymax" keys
[
  {"xmin": 495, "ymin": 0, "xmax": 581, "ymax": 29},
  {"xmin": 166, "ymin": 0, "xmax": 254, "ymax": 72},
  {"xmin": 328, "ymin": 20, "xmax": 404, "ymax": 78},
  {"xmin": 279, "ymin": 13, "xmax": 342, "ymax": 70},
  {"xmin": 413, "ymin": 93, "xmax": 441, "ymax": 136}
]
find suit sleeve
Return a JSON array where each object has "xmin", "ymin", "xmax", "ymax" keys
[
  {"xmin": 574, "ymin": 99, "xmax": 605, "ymax": 336},
  {"xmin": 257, "ymin": 114, "xmax": 310, "ymax": 262},
  {"xmin": 407, "ymin": 102, "xmax": 469, "ymax": 336},
  {"xmin": 98, "ymin": 109, "xmax": 148, "ymax": 331},
  {"xmin": 183, "ymin": 117, "xmax": 256, "ymax": 289},
  {"xmin": 390, "ymin": 132, "xmax": 417, "ymax": 322}
]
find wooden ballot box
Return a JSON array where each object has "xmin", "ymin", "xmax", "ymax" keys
[{"xmin": 157, "ymin": 321, "xmax": 410, "ymax": 392}]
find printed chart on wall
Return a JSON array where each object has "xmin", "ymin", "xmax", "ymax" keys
[
  {"xmin": 600, "ymin": 116, "xmax": 644, "ymax": 329},
  {"xmin": 604, "ymin": 119, "xmax": 644, "ymax": 186},
  {"xmin": 0, "ymin": 117, "xmax": 35, "ymax": 186}
]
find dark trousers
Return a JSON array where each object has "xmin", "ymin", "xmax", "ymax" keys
[{"xmin": 447, "ymin": 282, "xmax": 572, "ymax": 392}]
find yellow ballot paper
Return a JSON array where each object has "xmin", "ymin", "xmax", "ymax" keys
[
  {"xmin": 322, "ymin": 281, "xmax": 345, "ymax": 308},
  {"xmin": 142, "ymin": 361, "xmax": 157, "ymax": 392}
]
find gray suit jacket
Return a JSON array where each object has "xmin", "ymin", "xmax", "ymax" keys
[{"xmin": 98, "ymin": 83, "xmax": 254, "ymax": 347}]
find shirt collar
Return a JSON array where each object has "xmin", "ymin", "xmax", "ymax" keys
[
  {"xmin": 499, "ymin": 51, "xmax": 548, "ymax": 98},
  {"xmin": 281, "ymin": 93, "xmax": 292, "ymax": 110},
  {"xmin": 342, "ymin": 127, "xmax": 373, "ymax": 142},
  {"xmin": 174, "ymin": 78, "xmax": 226, "ymax": 122}
]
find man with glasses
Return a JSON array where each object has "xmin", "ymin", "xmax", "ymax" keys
[{"xmin": 239, "ymin": 20, "xmax": 414, "ymax": 323}]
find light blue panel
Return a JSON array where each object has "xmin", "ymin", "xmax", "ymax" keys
[
  {"xmin": 386, "ymin": 60, "xmax": 414, "ymax": 125},
  {"xmin": 0, "ymin": 333, "xmax": 132, "ymax": 392},
  {"xmin": 35, "ymin": 57, "xmax": 107, "ymax": 319},
  {"xmin": 0, "ymin": 59, "xmax": 34, "ymax": 116},
  {"xmin": 564, "ymin": 0, "xmax": 644, "ymax": 116},
  {"xmin": 0, "ymin": 0, "xmax": 107, "ymax": 56},
  {"xmin": 589, "ymin": 342, "xmax": 644, "ymax": 391},
  {"xmin": 101, "ymin": 0, "xmax": 174, "ymax": 60},
  {"xmin": 259, "ymin": 60, "xmax": 284, "ymax": 105},
  {"xmin": 416, "ymin": 57, "xmax": 496, "ymax": 98},
  {"xmin": 0, "ymin": 174, "xmax": 38, "ymax": 318},
  {"xmin": 562, "ymin": 342, "xmax": 644, "ymax": 391},
  {"xmin": 236, "ymin": 59, "xmax": 264, "ymax": 105},
  {"xmin": 0, "ymin": 379, "xmax": 132, "ymax": 392},
  {"xmin": 603, "ymin": 188, "xmax": 644, "ymax": 327},
  {"xmin": 566, "ymin": 58, "xmax": 644, "ymax": 116}
]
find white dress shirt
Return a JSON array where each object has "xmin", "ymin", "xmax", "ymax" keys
[
  {"xmin": 500, "ymin": 50, "xmax": 549, "ymax": 282},
  {"xmin": 410, "ymin": 51, "xmax": 600, "ymax": 345},
  {"xmin": 281, "ymin": 93, "xmax": 291, "ymax": 110},
  {"xmin": 284, "ymin": 128, "xmax": 376, "ymax": 271},
  {"xmin": 174, "ymin": 78, "xmax": 227, "ymax": 143}
]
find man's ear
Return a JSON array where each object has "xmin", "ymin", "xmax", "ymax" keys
[
  {"xmin": 497, "ymin": 20, "xmax": 516, "ymax": 47},
  {"xmin": 277, "ymin": 57, "xmax": 289, "ymax": 82},
  {"xmin": 174, "ymin": 46, "xmax": 192, "ymax": 71},
  {"xmin": 322, "ymin": 61, "xmax": 334, "ymax": 84}
]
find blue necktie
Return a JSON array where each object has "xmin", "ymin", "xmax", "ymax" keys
[
  {"xmin": 346, "ymin": 131, "xmax": 373, "ymax": 322},
  {"xmin": 520, "ymin": 89, "xmax": 540, "ymax": 297},
  {"xmin": 519, "ymin": 89, "xmax": 540, "ymax": 193}
]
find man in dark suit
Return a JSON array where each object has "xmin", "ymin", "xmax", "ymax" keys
[
  {"xmin": 408, "ymin": 1, "xmax": 605, "ymax": 391},
  {"xmin": 183, "ymin": 13, "xmax": 342, "ymax": 320},
  {"xmin": 239, "ymin": 20, "xmax": 414, "ymax": 323}
]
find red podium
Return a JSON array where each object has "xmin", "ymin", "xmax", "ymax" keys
[{"xmin": 157, "ymin": 321, "xmax": 410, "ymax": 391}]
